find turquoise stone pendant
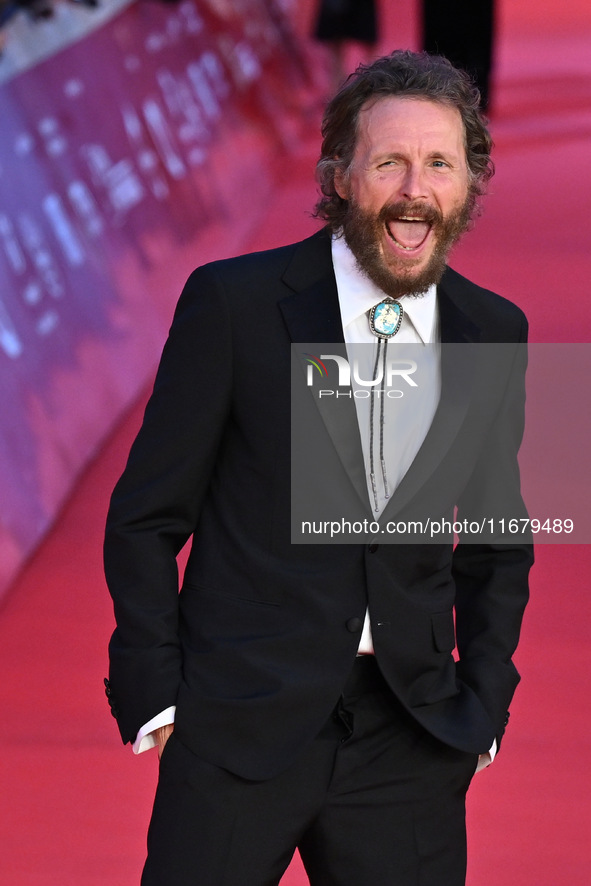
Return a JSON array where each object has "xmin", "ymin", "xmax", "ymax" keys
[{"xmin": 368, "ymin": 297, "xmax": 403, "ymax": 339}]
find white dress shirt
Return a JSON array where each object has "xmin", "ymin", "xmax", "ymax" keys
[{"xmin": 331, "ymin": 233, "xmax": 440, "ymax": 654}]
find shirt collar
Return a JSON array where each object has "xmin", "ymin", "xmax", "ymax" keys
[{"xmin": 331, "ymin": 232, "xmax": 438, "ymax": 344}]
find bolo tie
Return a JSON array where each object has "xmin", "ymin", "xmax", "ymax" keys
[{"xmin": 367, "ymin": 296, "xmax": 403, "ymax": 512}]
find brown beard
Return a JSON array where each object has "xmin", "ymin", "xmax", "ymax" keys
[{"xmin": 341, "ymin": 196, "xmax": 474, "ymax": 299}]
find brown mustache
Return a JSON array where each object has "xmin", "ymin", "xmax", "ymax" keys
[{"xmin": 377, "ymin": 201, "xmax": 443, "ymax": 228}]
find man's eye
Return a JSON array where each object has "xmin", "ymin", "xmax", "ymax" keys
[{"xmin": 431, "ymin": 160, "xmax": 449, "ymax": 168}]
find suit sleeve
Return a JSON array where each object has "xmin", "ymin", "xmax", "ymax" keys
[
  {"xmin": 453, "ymin": 315, "xmax": 534, "ymax": 746},
  {"xmin": 104, "ymin": 264, "xmax": 233, "ymax": 745}
]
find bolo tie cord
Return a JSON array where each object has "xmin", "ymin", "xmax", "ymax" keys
[
  {"xmin": 367, "ymin": 297, "xmax": 403, "ymax": 512},
  {"xmin": 369, "ymin": 337, "xmax": 390, "ymax": 512}
]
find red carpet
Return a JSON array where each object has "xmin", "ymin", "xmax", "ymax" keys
[{"xmin": 1, "ymin": 1, "xmax": 590, "ymax": 883}]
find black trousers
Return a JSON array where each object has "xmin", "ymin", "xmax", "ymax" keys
[{"xmin": 142, "ymin": 657, "xmax": 478, "ymax": 885}]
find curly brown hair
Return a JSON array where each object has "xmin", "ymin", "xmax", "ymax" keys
[{"xmin": 315, "ymin": 50, "xmax": 494, "ymax": 230}]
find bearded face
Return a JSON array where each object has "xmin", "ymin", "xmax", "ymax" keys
[
  {"xmin": 334, "ymin": 97, "xmax": 474, "ymax": 298},
  {"xmin": 341, "ymin": 195, "xmax": 473, "ymax": 299}
]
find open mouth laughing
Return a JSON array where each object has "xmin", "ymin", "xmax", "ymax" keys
[
  {"xmin": 341, "ymin": 194, "xmax": 472, "ymax": 300},
  {"xmin": 386, "ymin": 216, "xmax": 433, "ymax": 251},
  {"xmin": 382, "ymin": 204, "xmax": 442, "ymax": 254}
]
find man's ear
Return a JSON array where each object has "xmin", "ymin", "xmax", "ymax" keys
[{"xmin": 334, "ymin": 165, "xmax": 349, "ymax": 200}]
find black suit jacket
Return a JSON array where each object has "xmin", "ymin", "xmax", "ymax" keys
[{"xmin": 104, "ymin": 228, "xmax": 532, "ymax": 780}]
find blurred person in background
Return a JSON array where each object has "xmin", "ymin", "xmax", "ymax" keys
[
  {"xmin": 313, "ymin": 0, "xmax": 379, "ymax": 90},
  {"xmin": 422, "ymin": 0, "xmax": 495, "ymax": 110}
]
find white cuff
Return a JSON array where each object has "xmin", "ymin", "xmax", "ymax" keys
[
  {"xmin": 476, "ymin": 738, "xmax": 498, "ymax": 773},
  {"xmin": 132, "ymin": 706, "xmax": 176, "ymax": 754}
]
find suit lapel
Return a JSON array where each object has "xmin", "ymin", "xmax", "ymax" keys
[
  {"xmin": 278, "ymin": 229, "xmax": 344, "ymax": 343},
  {"xmin": 279, "ymin": 231, "xmax": 372, "ymax": 512}
]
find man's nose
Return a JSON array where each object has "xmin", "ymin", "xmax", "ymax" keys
[{"xmin": 399, "ymin": 165, "xmax": 428, "ymax": 202}]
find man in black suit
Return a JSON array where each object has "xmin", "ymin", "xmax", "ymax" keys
[{"xmin": 104, "ymin": 50, "xmax": 532, "ymax": 885}]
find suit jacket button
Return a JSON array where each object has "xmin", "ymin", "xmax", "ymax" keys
[
  {"xmin": 346, "ymin": 617, "xmax": 362, "ymax": 632},
  {"xmin": 368, "ymin": 544, "xmax": 379, "ymax": 553}
]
